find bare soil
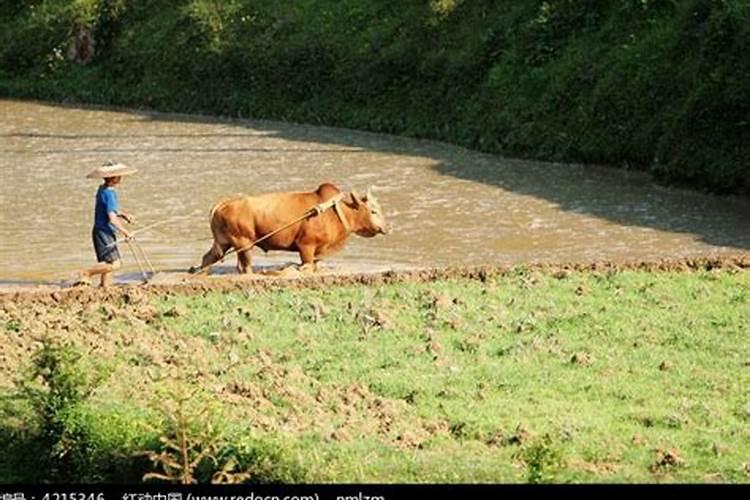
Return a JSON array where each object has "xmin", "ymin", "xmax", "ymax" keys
[{"xmin": 1, "ymin": 254, "xmax": 747, "ymax": 306}]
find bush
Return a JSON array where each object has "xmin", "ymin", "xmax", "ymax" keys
[
  {"xmin": 0, "ymin": 341, "xmax": 306, "ymax": 484},
  {"xmin": 141, "ymin": 385, "xmax": 308, "ymax": 484},
  {"xmin": 0, "ymin": 340, "xmax": 110, "ymax": 482}
]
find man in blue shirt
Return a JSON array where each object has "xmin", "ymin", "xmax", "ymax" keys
[{"xmin": 78, "ymin": 161, "xmax": 137, "ymax": 287}]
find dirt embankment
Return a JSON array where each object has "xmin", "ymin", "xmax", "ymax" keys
[{"xmin": 1, "ymin": 254, "xmax": 748, "ymax": 306}]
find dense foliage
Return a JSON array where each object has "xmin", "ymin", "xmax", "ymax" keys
[{"xmin": 1, "ymin": 0, "xmax": 748, "ymax": 193}]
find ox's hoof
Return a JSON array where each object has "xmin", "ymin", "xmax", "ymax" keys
[
  {"xmin": 188, "ymin": 265, "xmax": 209, "ymax": 275},
  {"xmin": 299, "ymin": 263, "xmax": 319, "ymax": 274}
]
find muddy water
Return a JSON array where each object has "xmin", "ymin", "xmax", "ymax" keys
[{"xmin": 1, "ymin": 99, "xmax": 749, "ymax": 284}]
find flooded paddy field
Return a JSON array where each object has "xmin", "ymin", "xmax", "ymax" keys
[{"xmin": 1, "ymin": 99, "xmax": 748, "ymax": 289}]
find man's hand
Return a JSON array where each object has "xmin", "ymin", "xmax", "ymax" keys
[
  {"xmin": 109, "ymin": 211, "xmax": 132, "ymax": 239},
  {"xmin": 119, "ymin": 212, "xmax": 134, "ymax": 224}
]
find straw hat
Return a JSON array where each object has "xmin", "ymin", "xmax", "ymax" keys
[{"xmin": 86, "ymin": 160, "xmax": 138, "ymax": 179}]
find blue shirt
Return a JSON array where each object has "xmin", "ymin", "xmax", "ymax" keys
[{"xmin": 94, "ymin": 185, "xmax": 119, "ymax": 234}]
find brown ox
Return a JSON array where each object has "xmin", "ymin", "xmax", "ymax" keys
[{"xmin": 197, "ymin": 182, "xmax": 390, "ymax": 274}]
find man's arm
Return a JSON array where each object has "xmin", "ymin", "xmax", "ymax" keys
[
  {"xmin": 103, "ymin": 189, "xmax": 132, "ymax": 237},
  {"xmin": 108, "ymin": 211, "xmax": 131, "ymax": 238}
]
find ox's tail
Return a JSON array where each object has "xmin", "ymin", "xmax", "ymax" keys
[
  {"xmin": 191, "ymin": 199, "xmax": 235, "ymax": 275},
  {"xmin": 206, "ymin": 195, "xmax": 248, "ymax": 249}
]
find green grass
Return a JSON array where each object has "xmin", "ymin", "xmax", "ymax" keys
[{"xmin": 1, "ymin": 268, "xmax": 749, "ymax": 482}]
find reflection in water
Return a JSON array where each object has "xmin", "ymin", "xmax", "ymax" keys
[{"xmin": 1, "ymin": 99, "xmax": 748, "ymax": 282}]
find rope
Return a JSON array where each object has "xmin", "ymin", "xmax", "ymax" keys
[
  {"xmin": 126, "ymin": 237, "xmax": 157, "ymax": 283},
  {"xmin": 126, "ymin": 239, "xmax": 149, "ymax": 283},
  {"xmin": 104, "ymin": 211, "xmax": 201, "ymax": 249},
  {"xmin": 133, "ymin": 238, "xmax": 157, "ymax": 276}
]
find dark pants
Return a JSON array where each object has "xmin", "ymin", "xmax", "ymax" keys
[{"xmin": 92, "ymin": 227, "xmax": 121, "ymax": 263}]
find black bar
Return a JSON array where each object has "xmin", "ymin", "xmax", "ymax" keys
[{"xmin": 0, "ymin": 484, "xmax": 747, "ymax": 500}]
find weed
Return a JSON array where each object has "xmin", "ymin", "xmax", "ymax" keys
[
  {"xmin": 142, "ymin": 386, "xmax": 221, "ymax": 484},
  {"xmin": 517, "ymin": 435, "xmax": 564, "ymax": 484},
  {"xmin": 142, "ymin": 384, "xmax": 306, "ymax": 484},
  {"xmin": 15, "ymin": 339, "xmax": 106, "ymax": 481},
  {"xmin": 5, "ymin": 319, "xmax": 21, "ymax": 333}
]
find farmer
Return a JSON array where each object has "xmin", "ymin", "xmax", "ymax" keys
[{"xmin": 77, "ymin": 161, "xmax": 137, "ymax": 287}]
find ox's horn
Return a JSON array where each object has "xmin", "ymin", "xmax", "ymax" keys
[{"xmin": 350, "ymin": 189, "xmax": 363, "ymax": 206}]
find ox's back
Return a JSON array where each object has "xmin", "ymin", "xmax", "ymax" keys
[{"xmin": 209, "ymin": 182, "xmax": 342, "ymax": 249}]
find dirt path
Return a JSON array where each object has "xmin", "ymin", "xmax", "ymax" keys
[{"xmin": 1, "ymin": 254, "xmax": 747, "ymax": 306}]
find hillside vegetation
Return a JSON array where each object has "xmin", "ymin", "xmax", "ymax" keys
[{"xmin": 1, "ymin": 0, "xmax": 748, "ymax": 193}]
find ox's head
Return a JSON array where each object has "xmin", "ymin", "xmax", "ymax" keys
[{"xmin": 347, "ymin": 188, "xmax": 391, "ymax": 237}]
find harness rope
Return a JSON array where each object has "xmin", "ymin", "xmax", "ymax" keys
[
  {"xmin": 126, "ymin": 239, "xmax": 148, "ymax": 282},
  {"xmin": 189, "ymin": 192, "xmax": 349, "ymax": 274},
  {"xmin": 103, "ymin": 211, "xmax": 201, "ymax": 250}
]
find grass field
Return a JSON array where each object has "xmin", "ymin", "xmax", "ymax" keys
[{"xmin": 1, "ymin": 267, "xmax": 748, "ymax": 483}]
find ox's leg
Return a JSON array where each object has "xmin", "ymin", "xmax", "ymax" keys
[
  {"xmin": 193, "ymin": 241, "xmax": 227, "ymax": 274},
  {"xmin": 235, "ymin": 239, "xmax": 254, "ymax": 274},
  {"xmin": 298, "ymin": 244, "xmax": 318, "ymax": 274}
]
